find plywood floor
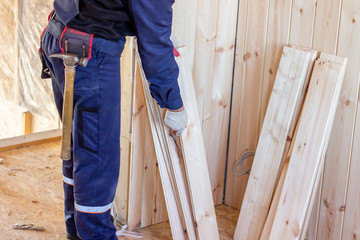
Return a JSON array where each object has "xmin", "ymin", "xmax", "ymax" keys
[{"xmin": 0, "ymin": 140, "xmax": 239, "ymax": 239}]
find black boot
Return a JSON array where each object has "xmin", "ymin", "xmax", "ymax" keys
[{"xmin": 67, "ymin": 233, "xmax": 81, "ymax": 240}]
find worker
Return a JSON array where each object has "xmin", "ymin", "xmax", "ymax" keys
[{"xmin": 39, "ymin": 0, "xmax": 187, "ymax": 239}]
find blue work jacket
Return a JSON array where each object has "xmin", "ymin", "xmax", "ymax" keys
[{"xmin": 54, "ymin": 0, "xmax": 183, "ymax": 110}]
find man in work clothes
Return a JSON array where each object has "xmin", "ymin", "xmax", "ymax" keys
[{"xmin": 40, "ymin": 0, "xmax": 187, "ymax": 239}]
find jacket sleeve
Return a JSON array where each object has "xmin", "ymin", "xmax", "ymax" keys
[{"xmin": 130, "ymin": 0, "xmax": 183, "ymax": 110}]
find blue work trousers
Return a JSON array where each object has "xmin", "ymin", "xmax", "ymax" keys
[{"xmin": 42, "ymin": 18, "xmax": 124, "ymax": 240}]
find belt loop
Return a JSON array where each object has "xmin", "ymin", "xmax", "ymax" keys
[{"xmin": 49, "ymin": 10, "xmax": 56, "ymax": 20}]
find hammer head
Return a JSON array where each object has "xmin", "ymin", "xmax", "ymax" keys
[
  {"xmin": 50, "ymin": 53, "xmax": 79, "ymax": 67},
  {"xmin": 50, "ymin": 53, "xmax": 88, "ymax": 67}
]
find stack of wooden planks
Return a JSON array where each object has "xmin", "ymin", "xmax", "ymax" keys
[
  {"xmin": 234, "ymin": 46, "xmax": 347, "ymax": 239},
  {"xmin": 135, "ymin": 47, "xmax": 219, "ymax": 240}
]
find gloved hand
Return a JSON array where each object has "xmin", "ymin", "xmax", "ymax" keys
[{"xmin": 164, "ymin": 107, "xmax": 188, "ymax": 136}]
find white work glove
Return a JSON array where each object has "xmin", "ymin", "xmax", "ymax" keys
[{"xmin": 164, "ymin": 108, "xmax": 188, "ymax": 136}]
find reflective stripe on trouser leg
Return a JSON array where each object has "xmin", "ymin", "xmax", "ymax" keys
[
  {"xmin": 75, "ymin": 202, "xmax": 113, "ymax": 214},
  {"xmin": 71, "ymin": 37, "xmax": 123, "ymax": 240},
  {"xmin": 63, "ymin": 175, "xmax": 74, "ymax": 185}
]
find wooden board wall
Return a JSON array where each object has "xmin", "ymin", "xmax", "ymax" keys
[
  {"xmin": 193, "ymin": 0, "xmax": 238, "ymax": 204},
  {"xmin": 225, "ymin": 0, "xmax": 360, "ymax": 222}
]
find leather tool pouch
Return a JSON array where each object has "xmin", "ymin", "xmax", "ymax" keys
[{"xmin": 59, "ymin": 26, "xmax": 94, "ymax": 63}]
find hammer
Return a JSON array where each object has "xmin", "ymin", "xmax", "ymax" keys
[{"xmin": 50, "ymin": 53, "xmax": 88, "ymax": 160}]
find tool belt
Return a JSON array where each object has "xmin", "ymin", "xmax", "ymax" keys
[{"xmin": 39, "ymin": 10, "xmax": 94, "ymax": 79}]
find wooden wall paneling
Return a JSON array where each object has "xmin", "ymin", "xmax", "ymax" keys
[
  {"xmin": 234, "ymin": 47, "xmax": 317, "ymax": 240},
  {"xmin": 140, "ymin": 129, "xmax": 166, "ymax": 228},
  {"xmin": 201, "ymin": 0, "xmax": 239, "ymax": 205},
  {"xmin": 312, "ymin": 0, "xmax": 342, "ymax": 54},
  {"xmin": 269, "ymin": 57, "xmax": 347, "ymax": 240},
  {"xmin": 172, "ymin": 0, "xmax": 197, "ymax": 70},
  {"xmin": 192, "ymin": 0, "xmax": 224, "ymax": 204},
  {"xmin": 289, "ymin": 0, "xmax": 317, "ymax": 47},
  {"xmin": 138, "ymin": 53, "xmax": 195, "ymax": 240},
  {"xmin": 193, "ymin": 0, "xmax": 218, "ymax": 124},
  {"xmin": 259, "ymin": 0, "xmax": 293, "ymax": 128},
  {"xmin": 127, "ymin": 61, "xmax": 149, "ymax": 230},
  {"xmin": 225, "ymin": 0, "xmax": 249, "ymax": 208},
  {"xmin": 177, "ymin": 47, "xmax": 220, "ymax": 240},
  {"xmin": 342, "ymin": 92, "xmax": 360, "ymax": 239},
  {"xmin": 225, "ymin": 0, "xmax": 271, "ymax": 209},
  {"xmin": 317, "ymin": 0, "xmax": 360, "ymax": 239}
]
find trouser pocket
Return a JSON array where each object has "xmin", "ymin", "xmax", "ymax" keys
[{"xmin": 77, "ymin": 107, "xmax": 99, "ymax": 153}]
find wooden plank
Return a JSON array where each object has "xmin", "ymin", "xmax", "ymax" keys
[
  {"xmin": 200, "ymin": 0, "xmax": 239, "ymax": 205},
  {"xmin": 177, "ymin": 47, "xmax": 220, "ymax": 240},
  {"xmin": 234, "ymin": 47, "xmax": 317, "ymax": 240},
  {"xmin": 21, "ymin": 111, "xmax": 33, "ymax": 135},
  {"xmin": 342, "ymin": 91, "xmax": 360, "ymax": 240},
  {"xmin": 138, "ymin": 53, "xmax": 194, "ymax": 240},
  {"xmin": 289, "ymin": 0, "xmax": 317, "ymax": 47},
  {"xmin": 127, "ymin": 60, "xmax": 162, "ymax": 230},
  {"xmin": 261, "ymin": 104, "xmax": 303, "ymax": 240},
  {"xmin": 259, "ymin": 0, "xmax": 293, "ymax": 128},
  {"xmin": 225, "ymin": 0, "xmax": 271, "ymax": 209},
  {"xmin": 301, "ymin": 52, "xmax": 347, "ymax": 240},
  {"xmin": 269, "ymin": 57, "xmax": 347, "ymax": 240},
  {"xmin": 305, "ymin": 171, "xmax": 323, "ymax": 240},
  {"xmin": 317, "ymin": 0, "xmax": 360, "ymax": 238},
  {"xmin": 0, "ymin": 129, "xmax": 61, "ymax": 152},
  {"xmin": 261, "ymin": 162, "xmax": 289, "ymax": 240}
]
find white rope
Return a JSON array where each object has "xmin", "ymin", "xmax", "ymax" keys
[{"xmin": 116, "ymin": 224, "xmax": 143, "ymax": 238}]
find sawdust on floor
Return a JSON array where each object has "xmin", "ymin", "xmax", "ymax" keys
[{"xmin": 0, "ymin": 140, "xmax": 239, "ymax": 239}]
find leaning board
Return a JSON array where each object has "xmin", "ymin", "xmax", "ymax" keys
[
  {"xmin": 269, "ymin": 57, "xmax": 346, "ymax": 239},
  {"xmin": 234, "ymin": 46, "xmax": 317, "ymax": 240}
]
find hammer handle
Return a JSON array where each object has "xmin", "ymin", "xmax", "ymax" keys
[{"xmin": 60, "ymin": 66, "xmax": 76, "ymax": 160}]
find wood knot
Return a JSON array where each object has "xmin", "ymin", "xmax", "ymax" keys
[
  {"xmin": 216, "ymin": 47, "xmax": 224, "ymax": 53},
  {"xmin": 339, "ymin": 205, "xmax": 346, "ymax": 212},
  {"xmin": 353, "ymin": 18, "xmax": 356, "ymax": 24},
  {"xmin": 324, "ymin": 199, "xmax": 330, "ymax": 209},
  {"xmin": 300, "ymin": 8, "xmax": 303, "ymax": 15},
  {"xmin": 243, "ymin": 53, "xmax": 251, "ymax": 61},
  {"xmin": 269, "ymin": 69, "xmax": 273, "ymax": 75},
  {"xmin": 219, "ymin": 100, "xmax": 227, "ymax": 108}
]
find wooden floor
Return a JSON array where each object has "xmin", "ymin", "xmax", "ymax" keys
[{"xmin": 0, "ymin": 140, "xmax": 239, "ymax": 239}]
